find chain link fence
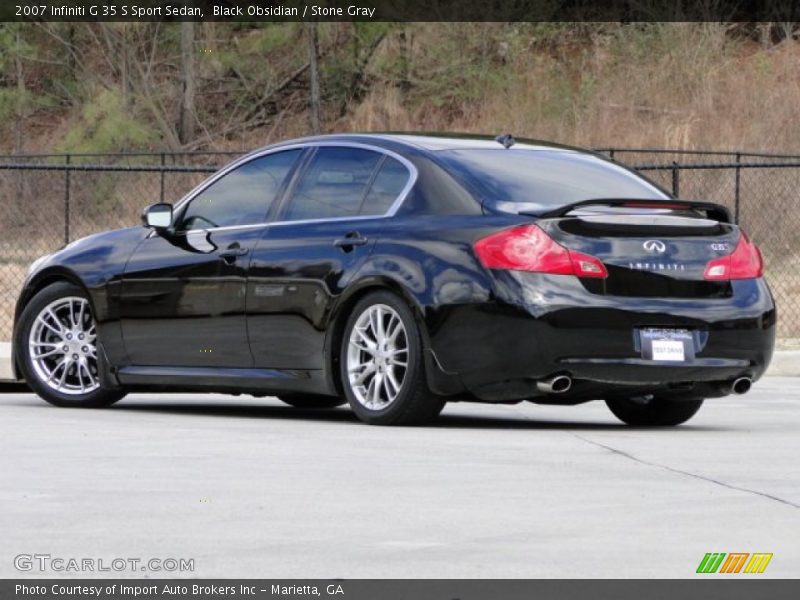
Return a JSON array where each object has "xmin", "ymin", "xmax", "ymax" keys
[{"xmin": 0, "ymin": 148, "xmax": 797, "ymax": 341}]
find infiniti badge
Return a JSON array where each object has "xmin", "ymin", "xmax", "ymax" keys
[{"xmin": 643, "ymin": 239, "xmax": 667, "ymax": 254}]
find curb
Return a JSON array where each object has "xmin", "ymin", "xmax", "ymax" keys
[
  {"xmin": 0, "ymin": 342, "xmax": 12, "ymax": 381},
  {"xmin": 766, "ymin": 350, "xmax": 800, "ymax": 377}
]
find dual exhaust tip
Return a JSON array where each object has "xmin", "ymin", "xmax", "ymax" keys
[
  {"xmin": 537, "ymin": 375, "xmax": 572, "ymax": 394},
  {"xmin": 535, "ymin": 375, "xmax": 752, "ymax": 396},
  {"xmin": 731, "ymin": 376, "xmax": 752, "ymax": 395}
]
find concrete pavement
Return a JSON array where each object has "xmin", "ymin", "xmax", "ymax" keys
[{"xmin": 1, "ymin": 378, "xmax": 798, "ymax": 578}]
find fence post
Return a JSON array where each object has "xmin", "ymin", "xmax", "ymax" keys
[
  {"xmin": 609, "ymin": 149, "xmax": 615, "ymax": 161},
  {"xmin": 64, "ymin": 155, "xmax": 71, "ymax": 244},
  {"xmin": 734, "ymin": 152, "xmax": 741, "ymax": 224},
  {"xmin": 671, "ymin": 161, "xmax": 680, "ymax": 197},
  {"xmin": 160, "ymin": 152, "xmax": 166, "ymax": 202}
]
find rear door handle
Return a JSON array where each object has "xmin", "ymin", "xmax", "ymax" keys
[
  {"xmin": 219, "ymin": 244, "xmax": 249, "ymax": 263},
  {"xmin": 334, "ymin": 232, "xmax": 369, "ymax": 251}
]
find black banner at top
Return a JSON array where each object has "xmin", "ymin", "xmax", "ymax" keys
[{"xmin": 3, "ymin": 0, "xmax": 800, "ymax": 22}]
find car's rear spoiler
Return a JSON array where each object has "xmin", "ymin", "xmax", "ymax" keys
[{"xmin": 524, "ymin": 199, "xmax": 732, "ymax": 223}]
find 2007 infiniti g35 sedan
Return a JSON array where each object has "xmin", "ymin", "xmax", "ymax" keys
[{"xmin": 13, "ymin": 134, "xmax": 775, "ymax": 426}]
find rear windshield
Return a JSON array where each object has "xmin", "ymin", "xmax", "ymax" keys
[{"xmin": 437, "ymin": 149, "xmax": 669, "ymax": 213}]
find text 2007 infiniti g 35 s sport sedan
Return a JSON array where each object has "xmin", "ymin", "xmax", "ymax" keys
[{"xmin": 13, "ymin": 134, "xmax": 775, "ymax": 426}]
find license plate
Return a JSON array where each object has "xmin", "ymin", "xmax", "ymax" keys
[
  {"xmin": 638, "ymin": 328, "xmax": 695, "ymax": 362},
  {"xmin": 651, "ymin": 339, "xmax": 685, "ymax": 361}
]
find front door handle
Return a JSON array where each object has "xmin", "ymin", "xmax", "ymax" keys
[
  {"xmin": 219, "ymin": 244, "xmax": 249, "ymax": 264},
  {"xmin": 334, "ymin": 232, "xmax": 369, "ymax": 252}
]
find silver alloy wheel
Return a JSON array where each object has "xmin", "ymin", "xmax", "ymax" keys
[
  {"xmin": 346, "ymin": 303, "xmax": 409, "ymax": 410},
  {"xmin": 28, "ymin": 296, "xmax": 99, "ymax": 395}
]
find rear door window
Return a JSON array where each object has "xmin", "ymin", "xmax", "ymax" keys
[
  {"xmin": 360, "ymin": 157, "xmax": 411, "ymax": 215},
  {"xmin": 282, "ymin": 147, "xmax": 382, "ymax": 221}
]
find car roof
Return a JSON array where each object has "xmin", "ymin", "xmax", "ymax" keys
[
  {"xmin": 368, "ymin": 133, "xmax": 583, "ymax": 153},
  {"xmin": 263, "ymin": 132, "xmax": 589, "ymax": 155}
]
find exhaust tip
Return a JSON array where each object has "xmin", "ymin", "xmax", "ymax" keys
[
  {"xmin": 732, "ymin": 377, "xmax": 752, "ymax": 395},
  {"xmin": 551, "ymin": 376, "xmax": 572, "ymax": 393},
  {"xmin": 537, "ymin": 375, "xmax": 572, "ymax": 394}
]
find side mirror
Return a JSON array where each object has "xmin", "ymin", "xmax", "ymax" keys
[{"xmin": 142, "ymin": 203, "xmax": 173, "ymax": 230}]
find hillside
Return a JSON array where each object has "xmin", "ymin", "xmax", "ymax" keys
[{"xmin": 2, "ymin": 22, "xmax": 800, "ymax": 155}]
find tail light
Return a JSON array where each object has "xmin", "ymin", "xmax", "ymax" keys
[
  {"xmin": 474, "ymin": 224, "xmax": 608, "ymax": 278},
  {"xmin": 704, "ymin": 232, "xmax": 763, "ymax": 280}
]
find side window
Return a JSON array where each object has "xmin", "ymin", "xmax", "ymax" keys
[
  {"xmin": 360, "ymin": 157, "xmax": 410, "ymax": 215},
  {"xmin": 179, "ymin": 149, "xmax": 301, "ymax": 230},
  {"xmin": 283, "ymin": 147, "xmax": 382, "ymax": 221}
]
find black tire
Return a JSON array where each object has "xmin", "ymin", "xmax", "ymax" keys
[
  {"xmin": 15, "ymin": 281, "xmax": 126, "ymax": 408},
  {"xmin": 605, "ymin": 395, "xmax": 704, "ymax": 427},
  {"xmin": 339, "ymin": 291, "xmax": 445, "ymax": 425},
  {"xmin": 278, "ymin": 394, "xmax": 346, "ymax": 409}
]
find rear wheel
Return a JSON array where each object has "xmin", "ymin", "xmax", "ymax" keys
[
  {"xmin": 340, "ymin": 291, "xmax": 445, "ymax": 425},
  {"xmin": 16, "ymin": 282, "xmax": 126, "ymax": 408},
  {"xmin": 278, "ymin": 394, "xmax": 345, "ymax": 409},
  {"xmin": 605, "ymin": 395, "xmax": 704, "ymax": 427}
]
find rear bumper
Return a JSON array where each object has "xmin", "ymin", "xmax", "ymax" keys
[{"xmin": 427, "ymin": 273, "xmax": 776, "ymax": 401}]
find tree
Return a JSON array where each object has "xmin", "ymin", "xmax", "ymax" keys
[
  {"xmin": 307, "ymin": 21, "xmax": 321, "ymax": 134},
  {"xmin": 14, "ymin": 28, "xmax": 25, "ymax": 154},
  {"xmin": 179, "ymin": 21, "xmax": 196, "ymax": 144}
]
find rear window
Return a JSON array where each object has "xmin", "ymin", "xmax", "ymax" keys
[{"xmin": 437, "ymin": 149, "xmax": 669, "ymax": 213}]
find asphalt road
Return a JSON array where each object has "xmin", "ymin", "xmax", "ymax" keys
[{"xmin": 1, "ymin": 378, "xmax": 798, "ymax": 579}]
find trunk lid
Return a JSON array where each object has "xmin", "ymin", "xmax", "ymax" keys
[{"xmin": 537, "ymin": 210, "xmax": 740, "ymax": 298}]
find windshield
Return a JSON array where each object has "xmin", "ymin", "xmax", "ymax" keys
[{"xmin": 437, "ymin": 149, "xmax": 669, "ymax": 213}]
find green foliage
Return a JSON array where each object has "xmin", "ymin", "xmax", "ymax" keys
[
  {"xmin": 519, "ymin": 22, "xmax": 602, "ymax": 47},
  {"xmin": 0, "ymin": 24, "xmax": 56, "ymax": 127},
  {"xmin": 0, "ymin": 23, "xmax": 35, "ymax": 72},
  {"xmin": 0, "ymin": 88, "xmax": 53, "ymax": 124},
  {"xmin": 319, "ymin": 23, "xmax": 394, "ymax": 106},
  {"xmin": 405, "ymin": 24, "xmax": 516, "ymax": 109},
  {"xmin": 257, "ymin": 23, "xmax": 300, "ymax": 53},
  {"xmin": 60, "ymin": 89, "xmax": 158, "ymax": 153}
]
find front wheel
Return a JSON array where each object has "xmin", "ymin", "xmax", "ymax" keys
[
  {"xmin": 340, "ymin": 291, "xmax": 445, "ymax": 425},
  {"xmin": 605, "ymin": 395, "xmax": 704, "ymax": 427},
  {"xmin": 16, "ymin": 282, "xmax": 126, "ymax": 408}
]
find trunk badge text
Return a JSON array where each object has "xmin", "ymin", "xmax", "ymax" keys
[{"xmin": 629, "ymin": 262, "xmax": 686, "ymax": 271}]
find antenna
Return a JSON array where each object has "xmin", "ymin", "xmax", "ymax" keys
[{"xmin": 495, "ymin": 134, "xmax": 515, "ymax": 149}]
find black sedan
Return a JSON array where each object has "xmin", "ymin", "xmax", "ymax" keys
[{"xmin": 13, "ymin": 134, "xmax": 775, "ymax": 426}]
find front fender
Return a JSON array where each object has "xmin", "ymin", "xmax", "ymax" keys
[{"xmin": 13, "ymin": 227, "xmax": 148, "ymax": 368}]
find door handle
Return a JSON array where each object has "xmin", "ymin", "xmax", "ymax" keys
[
  {"xmin": 218, "ymin": 244, "xmax": 249, "ymax": 263},
  {"xmin": 333, "ymin": 232, "xmax": 369, "ymax": 252}
]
